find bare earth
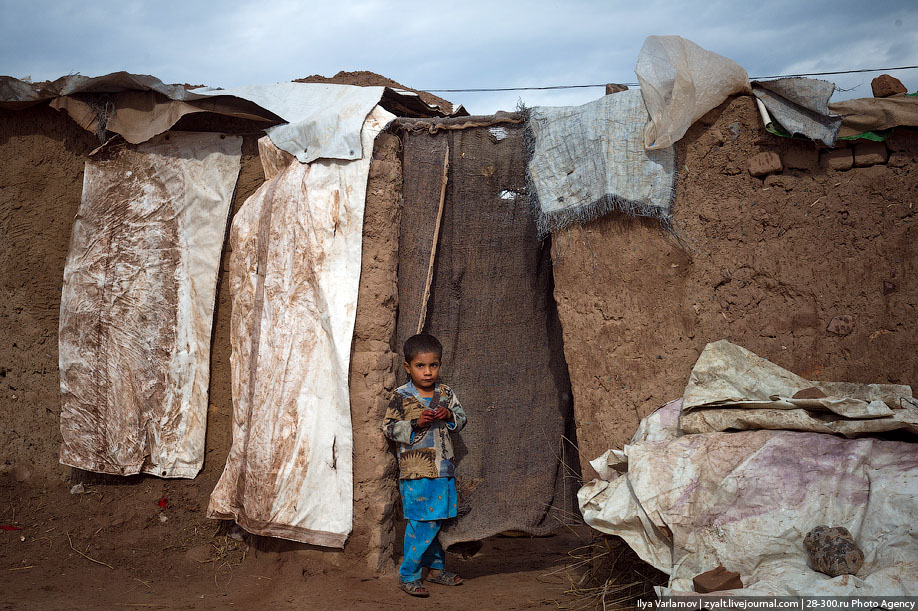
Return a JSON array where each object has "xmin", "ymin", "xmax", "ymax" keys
[{"xmin": 0, "ymin": 475, "xmax": 587, "ymax": 610}]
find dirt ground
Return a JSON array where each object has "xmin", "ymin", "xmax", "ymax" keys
[{"xmin": 0, "ymin": 474, "xmax": 595, "ymax": 610}]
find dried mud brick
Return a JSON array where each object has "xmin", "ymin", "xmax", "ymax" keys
[
  {"xmin": 748, "ymin": 151, "xmax": 782, "ymax": 177},
  {"xmin": 804, "ymin": 526, "xmax": 864, "ymax": 577},
  {"xmin": 783, "ymin": 142, "xmax": 818, "ymax": 171},
  {"xmin": 693, "ymin": 565, "xmax": 743, "ymax": 593},
  {"xmin": 821, "ymin": 148, "xmax": 853, "ymax": 171},
  {"xmin": 853, "ymin": 141, "xmax": 888, "ymax": 167},
  {"xmin": 871, "ymin": 74, "xmax": 907, "ymax": 98}
]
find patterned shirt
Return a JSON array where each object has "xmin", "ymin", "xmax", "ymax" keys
[{"xmin": 382, "ymin": 381, "xmax": 467, "ymax": 480}]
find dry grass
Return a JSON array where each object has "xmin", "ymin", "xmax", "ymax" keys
[{"xmin": 542, "ymin": 534, "xmax": 666, "ymax": 610}]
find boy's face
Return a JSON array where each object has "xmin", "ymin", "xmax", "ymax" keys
[{"xmin": 404, "ymin": 351, "xmax": 440, "ymax": 392}]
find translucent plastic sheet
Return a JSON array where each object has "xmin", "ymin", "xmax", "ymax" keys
[
  {"xmin": 59, "ymin": 132, "xmax": 242, "ymax": 478},
  {"xmin": 207, "ymin": 107, "xmax": 394, "ymax": 547},
  {"xmin": 636, "ymin": 36, "xmax": 750, "ymax": 150}
]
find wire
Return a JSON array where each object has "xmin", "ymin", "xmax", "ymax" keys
[{"xmin": 423, "ymin": 64, "xmax": 918, "ymax": 93}]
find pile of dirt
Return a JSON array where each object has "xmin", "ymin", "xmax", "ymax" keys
[
  {"xmin": 551, "ymin": 95, "xmax": 918, "ymax": 465},
  {"xmin": 295, "ymin": 70, "xmax": 454, "ymax": 114}
]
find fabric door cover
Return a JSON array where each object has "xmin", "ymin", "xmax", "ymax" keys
[
  {"xmin": 59, "ymin": 132, "xmax": 242, "ymax": 478},
  {"xmin": 207, "ymin": 106, "xmax": 394, "ymax": 547},
  {"xmin": 398, "ymin": 124, "xmax": 579, "ymax": 549}
]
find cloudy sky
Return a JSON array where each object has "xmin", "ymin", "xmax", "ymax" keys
[{"xmin": 1, "ymin": 0, "xmax": 915, "ymax": 114}]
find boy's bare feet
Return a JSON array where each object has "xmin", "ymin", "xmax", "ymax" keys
[{"xmin": 426, "ymin": 569, "xmax": 463, "ymax": 585}]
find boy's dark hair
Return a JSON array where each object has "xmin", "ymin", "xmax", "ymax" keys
[{"xmin": 403, "ymin": 333, "xmax": 442, "ymax": 363}]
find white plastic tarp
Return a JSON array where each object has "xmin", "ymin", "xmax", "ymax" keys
[
  {"xmin": 682, "ymin": 340, "xmax": 918, "ymax": 436},
  {"xmin": 636, "ymin": 36, "xmax": 750, "ymax": 150},
  {"xmin": 579, "ymin": 344, "xmax": 918, "ymax": 596},
  {"xmin": 1, "ymin": 72, "xmax": 454, "ymax": 156},
  {"xmin": 207, "ymin": 106, "xmax": 395, "ymax": 547},
  {"xmin": 190, "ymin": 83, "xmax": 386, "ymax": 163},
  {"xmin": 580, "ymin": 417, "xmax": 918, "ymax": 596},
  {"xmin": 59, "ymin": 132, "xmax": 242, "ymax": 478}
]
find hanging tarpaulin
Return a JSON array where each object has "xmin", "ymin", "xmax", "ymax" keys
[
  {"xmin": 207, "ymin": 106, "xmax": 395, "ymax": 547},
  {"xmin": 526, "ymin": 89, "xmax": 675, "ymax": 238},
  {"xmin": 59, "ymin": 132, "xmax": 242, "ymax": 478},
  {"xmin": 635, "ymin": 35, "xmax": 750, "ymax": 150},
  {"xmin": 751, "ymin": 78, "xmax": 842, "ymax": 146}
]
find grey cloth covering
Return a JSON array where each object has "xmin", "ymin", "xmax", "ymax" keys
[
  {"xmin": 526, "ymin": 89, "xmax": 675, "ymax": 238},
  {"xmin": 752, "ymin": 77, "xmax": 842, "ymax": 146},
  {"xmin": 398, "ymin": 124, "xmax": 579, "ymax": 549}
]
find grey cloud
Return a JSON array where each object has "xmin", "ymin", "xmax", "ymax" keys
[{"xmin": 0, "ymin": 0, "xmax": 915, "ymax": 114}]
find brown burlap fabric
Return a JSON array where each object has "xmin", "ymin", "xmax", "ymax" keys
[{"xmin": 398, "ymin": 125, "xmax": 578, "ymax": 549}]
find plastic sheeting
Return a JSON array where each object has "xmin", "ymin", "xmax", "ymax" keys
[
  {"xmin": 207, "ymin": 106, "xmax": 395, "ymax": 547},
  {"xmin": 59, "ymin": 132, "xmax": 242, "ymax": 478},
  {"xmin": 526, "ymin": 89, "xmax": 675, "ymax": 238},
  {"xmin": 682, "ymin": 340, "xmax": 918, "ymax": 437},
  {"xmin": 751, "ymin": 78, "xmax": 842, "ymax": 146},
  {"xmin": 190, "ymin": 83, "xmax": 383, "ymax": 163},
  {"xmin": 580, "ymin": 421, "xmax": 918, "ymax": 596},
  {"xmin": 0, "ymin": 72, "xmax": 456, "ymax": 155},
  {"xmin": 830, "ymin": 95, "xmax": 918, "ymax": 138},
  {"xmin": 635, "ymin": 36, "xmax": 750, "ymax": 150}
]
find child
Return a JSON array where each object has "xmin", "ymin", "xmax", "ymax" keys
[{"xmin": 382, "ymin": 333, "xmax": 467, "ymax": 597}]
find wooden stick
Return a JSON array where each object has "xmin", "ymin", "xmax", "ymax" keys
[
  {"xmin": 67, "ymin": 532, "xmax": 114, "ymax": 570},
  {"xmin": 416, "ymin": 144, "xmax": 450, "ymax": 335}
]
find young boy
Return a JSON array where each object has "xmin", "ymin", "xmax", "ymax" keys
[{"xmin": 382, "ymin": 333, "xmax": 467, "ymax": 597}]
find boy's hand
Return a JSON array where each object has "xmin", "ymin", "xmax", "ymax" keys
[
  {"xmin": 416, "ymin": 410, "xmax": 435, "ymax": 427},
  {"xmin": 432, "ymin": 407, "xmax": 451, "ymax": 421}
]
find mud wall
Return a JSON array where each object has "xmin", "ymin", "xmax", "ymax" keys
[
  {"xmin": 0, "ymin": 104, "xmax": 402, "ymax": 569},
  {"xmin": 552, "ymin": 95, "xmax": 918, "ymax": 469},
  {"xmin": 346, "ymin": 132, "xmax": 402, "ymax": 571}
]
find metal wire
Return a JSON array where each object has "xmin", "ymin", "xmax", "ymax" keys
[{"xmin": 423, "ymin": 64, "xmax": 918, "ymax": 93}]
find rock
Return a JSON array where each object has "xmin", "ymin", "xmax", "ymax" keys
[
  {"xmin": 883, "ymin": 280, "xmax": 897, "ymax": 295},
  {"xmin": 748, "ymin": 152, "xmax": 782, "ymax": 177},
  {"xmin": 783, "ymin": 143, "xmax": 818, "ymax": 171},
  {"xmin": 727, "ymin": 122, "xmax": 740, "ymax": 141},
  {"xmin": 69, "ymin": 483, "xmax": 86, "ymax": 494},
  {"xmin": 853, "ymin": 142, "xmax": 888, "ymax": 167},
  {"xmin": 793, "ymin": 386, "xmax": 828, "ymax": 400},
  {"xmin": 826, "ymin": 315, "xmax": 854, "ymax": 336},
  {"xmin": 693, "ymin": 565, "xmax": 743, "ymax": 593},
  {"xmin": 821, "ymin": 148, "xmax": 853, "ymax": 171},
  {"xmin": 605, "ymin": 83, "xmax": 629, "ymax": 95},
  {"xmin": 804, "ymin": 526, "xmax": 864, "ymax": 576},
  {"xmin": 871, "ymin": 74, "xmax": 907, "ymax": 98}
]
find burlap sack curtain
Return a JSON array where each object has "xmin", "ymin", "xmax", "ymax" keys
[{"xmin": 398, "ymin": 123, "xmax": 579, "ymax": 549}]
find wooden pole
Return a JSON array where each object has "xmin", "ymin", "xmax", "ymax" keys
[{"xmin": 416, "ymin": 144, "xmax": 449, "ymax": 335}]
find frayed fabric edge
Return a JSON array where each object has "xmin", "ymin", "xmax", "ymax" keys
[
  {"xmin": 534, "ymin": 192, "xmax": 674, "ymax": 240},
  {"xmin": 522, "ymin": 107, "xmax": 678, "ymax": 241}
]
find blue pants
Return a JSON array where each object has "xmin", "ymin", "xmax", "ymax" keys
[{"xmin": 399, "ymin": 519, "xmax": 445, "ymax": 583}]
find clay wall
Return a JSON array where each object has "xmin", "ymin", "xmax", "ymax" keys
[
  {"xmin": 0, "ymin": 104, "xmax": 401, "ymax": 569},
  {"xmin": 4, "ymin": 92, "xmax": 917, "ymax": 565},
  {"xmin": 551, "ymin": 96, "xmax": 918, "ymax": 470}
]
